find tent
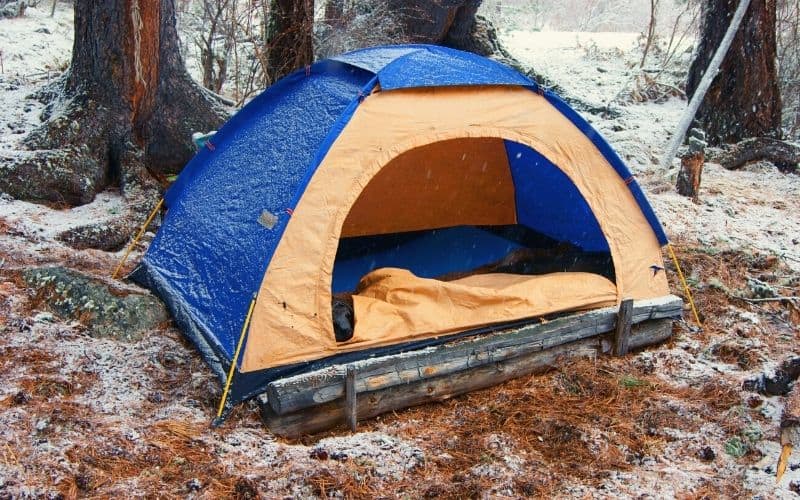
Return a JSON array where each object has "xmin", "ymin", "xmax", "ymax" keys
[{"xmin": 132, "ymin": 44, "xmax": 671, "ymax": 410}]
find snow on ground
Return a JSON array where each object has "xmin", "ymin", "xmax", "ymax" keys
[
  {"xmin": 0, "ymin": 3, "xmax": 73, "ymax": 153},
  {"xmin": 0, "ymin": 12, "xmax": 799, "ymax": 498}
]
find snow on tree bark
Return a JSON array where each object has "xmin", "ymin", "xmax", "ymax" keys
[
  {"xmin": 2, "ymin": 0, "xmax": 230, "ymax": 251},
  {"xmin": 687, "ymin": 0, "xmax": 782, "ymax": 145}
]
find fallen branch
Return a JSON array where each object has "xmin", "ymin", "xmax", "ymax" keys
[
  {"xmin": 730, "ymin": 295, "xmax": 800, "ymax": 303},
  {"xmin": 707, "ymin": 137, "xmax": 800, "ymax": 173}
]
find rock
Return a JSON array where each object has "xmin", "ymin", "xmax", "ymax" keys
[
  {"xmin": 744, "ymin": 356, "xmax": 800, "ymax": 396},
  {"xmin": 697, "ymin": 446, "xmax": 716, "ymax": 461},
  {"xmin": 34, "ymin": 27, "xmax": 51, "ymax": 34},
  {"xmin": 23, "ymin": 266, "xmax": 168, "ymax": 341},
  {"xmin": 11, "ymin": 391, "xmax": 29, "ymax": 406},
  {"xmin": 35, "ymin": 418, "xmax": 48, "ymax": 432},
  {"xmin": 233, "ymin": 477, "xmax": 259, "ymax": 500},
  {"xmin": 185, "ymin": 478, "xmax": 202, "ymax": 492}
]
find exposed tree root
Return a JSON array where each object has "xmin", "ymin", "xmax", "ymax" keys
[
  {"xmin": 0, "ymin": 148, "xmax": 102, "ymax": 206},
  {"xmin": 56, "ymin": 146, "xmax": 162, "ymax": 251}
]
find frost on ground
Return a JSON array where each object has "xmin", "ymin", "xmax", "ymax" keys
[
  {"xmin": 0, "ymin": 4, "xmax": 73, "ymax": 153},
  {"xmin": 1, "ymin": 10, "xmax": 800, "ymax": 498}
]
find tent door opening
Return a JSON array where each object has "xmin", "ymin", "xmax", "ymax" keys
[{"xmin": 330, "ymin": 137, "xmax": 617, "ymax": 343}]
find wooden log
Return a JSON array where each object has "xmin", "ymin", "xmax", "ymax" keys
[
  {"xmin": 676, "ymin": 150, "xmax": 704, "ymax": 200},
  {"xmin": 708, "ymin": 137, "xmax": 800, "ymax": 173},
  {"xmin": 613, "ymin": 299, "xmax": 633, "ymax": 356},
  {"xmin": 345, "ymin": 366, "xmax": 357, "ymax": 432},
  {"xmin": 266, "ymin": 295, "xmax": 682, "ymax": 416},
  {"xmin": 261, "ymin": 319, "xmax": 673, "ymax": 438}
]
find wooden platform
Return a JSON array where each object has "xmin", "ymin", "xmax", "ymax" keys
[{"xmin": 259, "ymin": 295, "xmax": 683, "ymax": 437}]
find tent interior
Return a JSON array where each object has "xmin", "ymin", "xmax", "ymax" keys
[{"xmin": 330, "ymin": 137, "xmax": 619, "ymax": 342}]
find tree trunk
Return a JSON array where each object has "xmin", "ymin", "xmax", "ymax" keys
[
  {"xmin": 387, "ymin": 0, "xmax": 481, "ymax": 46},
  {"xmin": 266, "ymin": 0, "xmax": 313, "ymax": 83},
  {"xmin": 7, "ymin": 0, "xmax": 229, "ymax": 250},
  {"xmin": 686, "ymin": 0, "xmax": 781, "ymax": 145}
]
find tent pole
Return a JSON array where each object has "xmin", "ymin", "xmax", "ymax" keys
[
  {"xmin": 216, "ymin": 295, "xmax": 257, "ymax": 419},
  {"xmin": 667, "ymin": 243, "xmax": 701, "ymax": 326},
  {"xmin": 658, "ymin": 0, "xmax": 752, "ymax": 170},
  {"xmin": 111, "ymin": 198, "xmax": 164, "ymax": 279}
]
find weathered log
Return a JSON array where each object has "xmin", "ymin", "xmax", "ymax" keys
[
  {"xmin": 676, "ymin": 151, "xmax": 705, "ymax": 201},
  {"xmin": 261, "ymin": 319, "xmax": 673, "ymax": 438},
  {"xmin": 267, "ymin": 295, "xmax": 682, "ymax": 416},
  {"xmin": 708, "ymin": 137, "xmax": 800, "ymax": 173}
]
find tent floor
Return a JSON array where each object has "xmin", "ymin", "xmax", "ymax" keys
[{"xmin": 258, "ymin": 295, "xmax": 683, "ymax": 438}]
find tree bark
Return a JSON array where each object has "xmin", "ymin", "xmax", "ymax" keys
[
  {"xmin": 686, "ymin": 0, "xmax": 782, "ymax": 145},
  {"xmin": 266, "ymin": 0, "xmax": 313, "ymax": 83},
  {"xmin": 8, "ymin": 0, "xmax": 229, "ymax": 250}
]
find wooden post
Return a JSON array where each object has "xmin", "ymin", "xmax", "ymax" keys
[
  {"xmin": 676, "ymin": 128, "xmax": 706, "ymax": 202},
  {"xmin": 613, "ymin": 299, "xmax": 633, "ymax": 356},
  {"xmin": 676, "ymin": 151, "xmax": 704, "ymax": 201},
  {"xmin": 345, "ymin": 366, "xmax": 357, "ymax": 432},
  {"xmin": 778, "ymin": 384, "xmax": 800, "ymax": 482}
]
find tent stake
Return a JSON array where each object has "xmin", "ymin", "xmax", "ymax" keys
[
  {"xmin": 111, "ymin": 198, "xmax": 164, "ymax": 279},
  {"xmin": 216, "ymin": 295, "xmax": 257, "ymax": 419}
]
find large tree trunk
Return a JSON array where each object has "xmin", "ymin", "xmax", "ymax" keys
[
  {"xmin": 266, "ymin": 0, "xmax": 314, "ymax": 83},
  {"xmin": 3, "ymin": 0, "xmax": 228, "ymax": 250},
  {"xmin": 686, "ymin": 0, "xmax": 781, "ymax": 145}
]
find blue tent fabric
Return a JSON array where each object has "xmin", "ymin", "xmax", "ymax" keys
[
  {"xmin": 505, "ymin": 141, "xmax": 610, "ymax": 252},
  {"xmin": 133, "ymin": 44, "xmax": 669, "ymax": 408},
  {"xmin": 540, "ymin": 91, "xmax": 669, "ymax": 244},
  {"xmin": 135, "ymin": 62, "xmax": 376, "ymax": 368},
  {"xmin": 332, "ymin": 45, "xmax": 534, "ymax": 89}
]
